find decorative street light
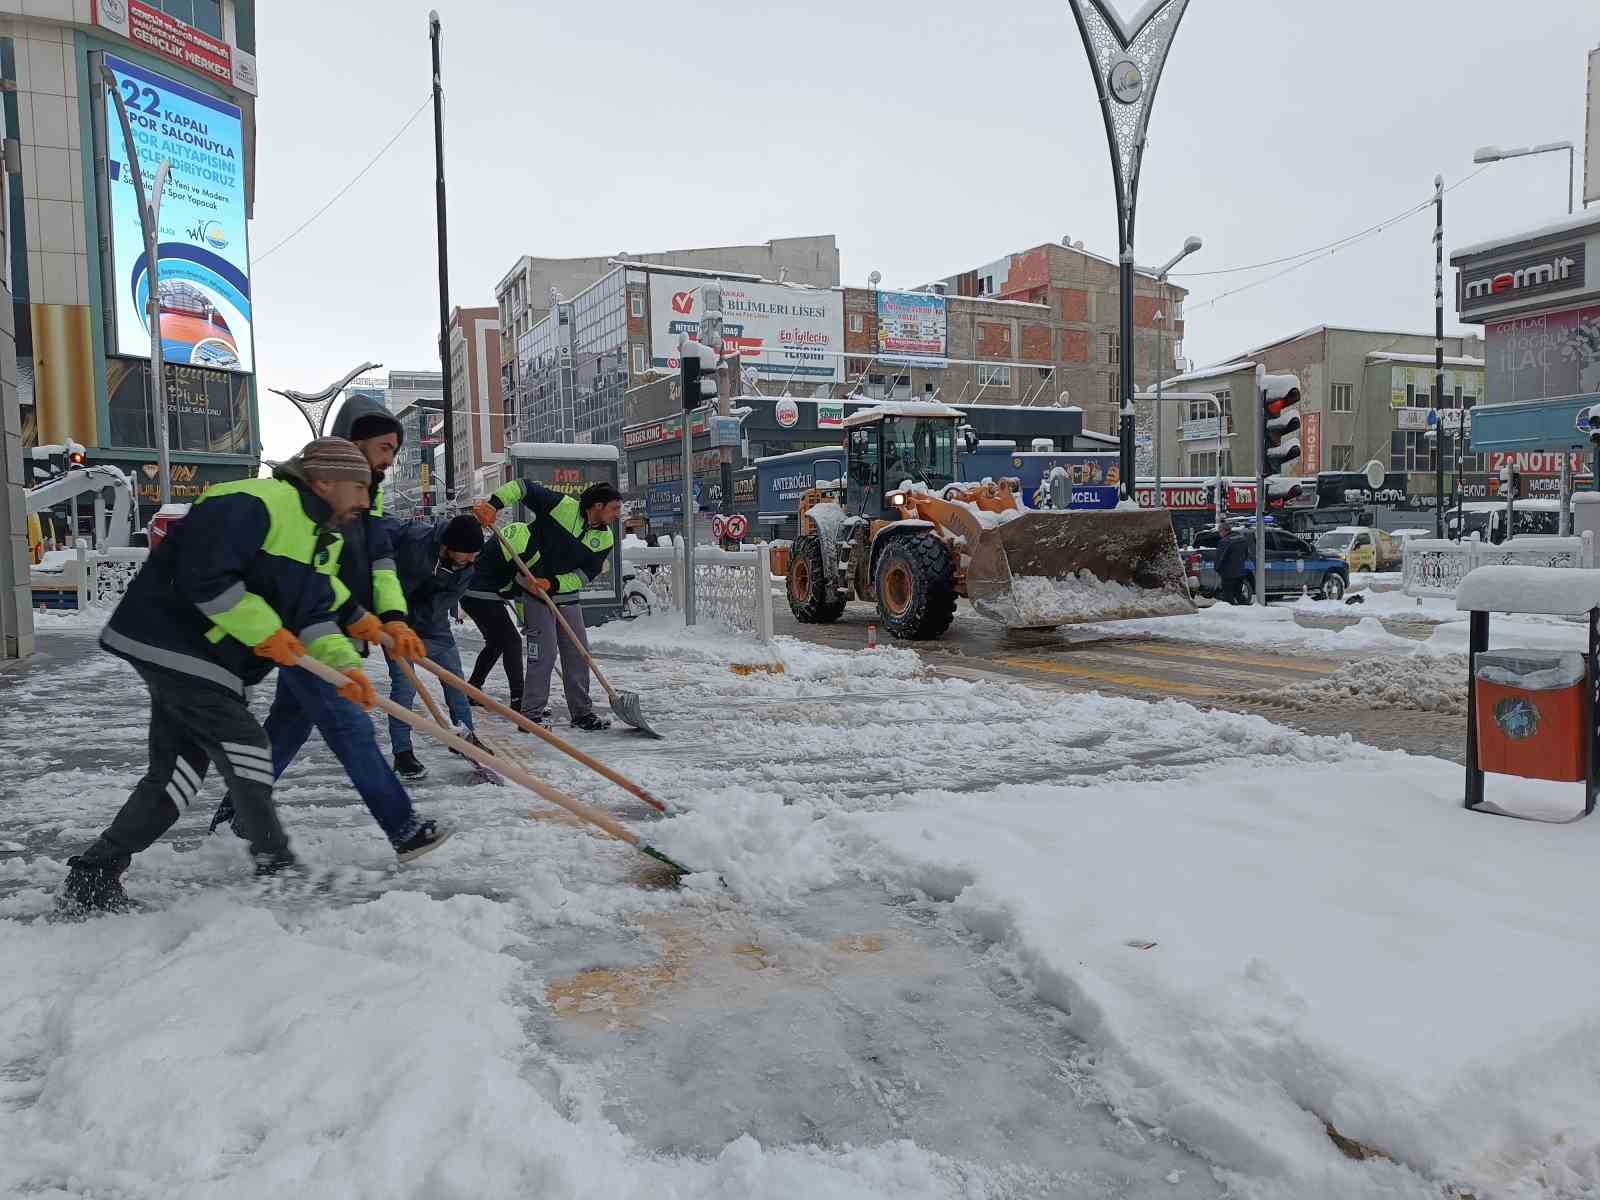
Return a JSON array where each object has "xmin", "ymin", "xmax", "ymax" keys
[
  {"xmin": 1062, "ymin": 0, "xmax": 1194, "ymax": 503},
  {"xmin": 271, "ymin": 362, "xmax": 384, "ymax": 441},
  {"xmin": 1473, "ymin": 142, "xmax": 1576, "ymax": 214}
]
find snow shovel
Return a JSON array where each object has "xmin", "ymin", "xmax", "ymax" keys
[
  {"xmin": 390, "ymin": 653, "xmax": 502, "ymax": 786},
  {"xmin": 489, "ymin": 524, "xmax": 663, "ymax": 739},
  {"xmin": 300, "ymin": 655, "xmax": 693, "ymax": 878},
  {"xmin": 415, "ymin": 653, "xmax": 670, "ymax": 814}
]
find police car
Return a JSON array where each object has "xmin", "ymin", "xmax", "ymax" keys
[{"xmin": 1184, "ymin": 520, "xmax": 1350, "ymax": 601}]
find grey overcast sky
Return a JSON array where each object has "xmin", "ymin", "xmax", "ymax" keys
[{"xmin": 248, "ymin": 0, "xmax": 1597, "ymax": 462}]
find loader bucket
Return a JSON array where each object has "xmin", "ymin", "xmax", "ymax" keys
[{"xmin": 963, "ymin": 509, "xmax": 1196, "ymax": 628}]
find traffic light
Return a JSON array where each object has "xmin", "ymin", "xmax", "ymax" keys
[
  {"xmin": 678, "ymin": 337, "xmax": 719, "ymax": 412},
  {"xmin": 1260, "ymin": 373, "xmax": 1302, "ymax": 474}
]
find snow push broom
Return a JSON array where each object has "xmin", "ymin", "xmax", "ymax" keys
[
  {"xmin": 489, "ymin": 523, "xmax": 663, "ymax": 739},
  {"xmin": 295, "ymin": 654, "xmax": 693, "ymax": 878}
]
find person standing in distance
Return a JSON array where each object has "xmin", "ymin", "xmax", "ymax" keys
[
  {"xmin": 61, "ymin": 438, "xmax": 379, "ymax": 915},
  {"xmin": 474, "ymin": 480, "xmax": 621, "ymax": 731}
]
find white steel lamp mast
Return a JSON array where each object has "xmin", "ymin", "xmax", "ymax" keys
[
  {"xmin": 1062, "ymin": 0, "xmax": 1193, "ymax": 503},
  {"xmin": 103, "ymin": 66, "xmax": 172, "ymax": 507}
]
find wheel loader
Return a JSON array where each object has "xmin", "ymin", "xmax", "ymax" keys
[{"xmin": 785, "ymin": 403, "xmax": 1195, "ymax": 640}]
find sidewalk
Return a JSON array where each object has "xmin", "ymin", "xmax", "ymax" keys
[{"xmin": 2, "ymin": 609, "xmax": 1595, "ymax": 1198}]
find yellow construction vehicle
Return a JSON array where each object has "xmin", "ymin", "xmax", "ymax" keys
[{"xmin": 786, "ymin": 402, "xmax": 1194, "ymax": 639}]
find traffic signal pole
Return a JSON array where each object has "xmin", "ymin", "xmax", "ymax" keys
[{"xmin": 1255, "ymin": 368, "xmax": 1266, "ymax": 606}]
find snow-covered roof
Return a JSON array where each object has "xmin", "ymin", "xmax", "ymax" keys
[
  {"xmin": 610, "ymin": 259, "xmax": 764, "ymax": 283},
  {"xmin": 507, "ymin": 442, "xmax": 621, "ymax": 463},
  {"xmin": 840, "ymin": 401, "xmax": 967, "ymax": 428},
  {"xmin": 1135, "ymin": 390, "xmax": 1232, "ymax": 402},
  {"xmin": 1452, "ymin": 211, "xmax": 1600, "ymax": 262},
  {"xmin": 1159, "ymin": 361, "xmax": 1256, "ymax": 387},
  {"xmin": 1366, "ymin": 352, "xmax": 1486, "ymax": 368},
  {"xmin": 1456, "ymin": 565, "xmax": 1600, "ymax": 615}
]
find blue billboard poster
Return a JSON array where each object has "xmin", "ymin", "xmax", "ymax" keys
[{"xmin": 102, "ymin": 54, "xmax": 253, "ymax": 373}]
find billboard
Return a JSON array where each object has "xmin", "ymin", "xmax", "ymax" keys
[
  {"xmin": 650, "ymin": 275, "xmax": 842, "ymax": 383},
  {"xmin": 876, "ymin": 291, "xmax": 947, "ymax": 365},
  {"xmin": 1486, "ymin": 304, "xmax": 1600, "ymax": 403},
  {"xmin": 1388, "ymin": 365, "xmax": 1481, "ymax": 407},
  {"xmin": 101, "ymin": 54, "xmax": 253, "ymax": 374},
  {"xmin": 1587, "ymin": 47, "xmax": 1599, "ymax": 207}
]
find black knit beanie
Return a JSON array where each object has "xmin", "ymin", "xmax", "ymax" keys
[
  {"xmin": 442, "ymin": 515, "xmax": 484, "ymax": 553},
  {"xmin": 349, "ymin": 410, "xmax": 404, "ymax": 446}
]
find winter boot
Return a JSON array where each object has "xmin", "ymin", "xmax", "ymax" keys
[
  {"xmin": 393, "ymin": 750, "xmax": 428, "ymax": 781},
  {"xmin": 522, "ymin": 708, "xmax": 554, "ymax": 731},
  {"xmin": 253, "ymin": 851, "xmax": 298, "ymax": 877},
  {"xmin": 393, "ymin": 820, "xmax": 451, "ymax": 864},
  {"xmin": 57, "ymin": 857, "xmax": 133, "ymax": 916},
  {"xmin": 571, "ymin": 711, "xmax": 612, "ymax": 732}
]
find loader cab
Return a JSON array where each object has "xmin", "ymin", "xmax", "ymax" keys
[{"xmin": 845, "ymin": 410, "xmax": 958, "ymax": 518}]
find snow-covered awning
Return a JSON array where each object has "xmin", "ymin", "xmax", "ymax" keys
[{"xmin": 1456, "ymin": 565, "xmax": 1600, "ymax": 616}]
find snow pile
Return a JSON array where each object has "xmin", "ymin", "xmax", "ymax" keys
[
  {"xmin": 1074, "ymin": 598, "xmax": 1422, "ymax": 657},
  {"xmin": 1456, "ymin": 565, "xmax": 1600, "ymax": 616},
  {"xmin": 653, "ymin": 790, "xmax": 841, "ymax": 904},
  {"xmin": 805, "ymin": 500, "xmax": 849, "ymax": 568},
  {"xmin": 847, "ymin": 759, "xmax": 1600, "ymax": 1198},
  {"xmin": 590, "ymin": 612, "xmax": 784, "ymax": 668},
  {"xmin": 1245, "ymin": 653, "xmax": 1469, "ymax": 715},
  {"xmin": 976, "ymin": 571, "xmax": 1192, "ymax": 627}
]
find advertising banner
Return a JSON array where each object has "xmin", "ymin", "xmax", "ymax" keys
[
  {"xmin": 1389, "ymin": 365, "xmax": 1480, "ymax": 407},
  {"xmin": 1486, "ymin": 304, "xmax": 1600, "ymax": 404},
  {"xmin": 1486, "ymin": 450, "xmax": 1592, "ymax": 477},
  {"xmin": 650, "ymin": 275, "xmax": 842, "ymax": 383},
  {"xmin": 1181, "ymin": 416, "xmax": 1220, "ymax": 442},
  {"xmin": 93, "ymin": 0, "xmax": 239, "ymax": 90},
  {"xmin": 1300, "ymin": 411, "xmax": 1322, "ymax": 475},
  {"xmin": 817, "ymin": 400, "xmax": 845, "ymax": 428},
  {"xmin": 101, "ymin": 54, "xmax": 253, "ymax": 373},
  {"xmin": 876, "ymin": 291, "xmax": 947, "ymax": 365}
]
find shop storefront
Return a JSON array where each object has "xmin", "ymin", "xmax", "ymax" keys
[{"xmin": 1451, "ymin": 212, "xmax": 1600, "ymax": 522}]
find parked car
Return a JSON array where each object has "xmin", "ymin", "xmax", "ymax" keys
[
  {"xmin": 1314, "ymin": 526, "xmax": 1400, "ymax": 572},
  {"xmin": 1181, "ymin": 525, "xmax": 1349, "ymax": 600}
]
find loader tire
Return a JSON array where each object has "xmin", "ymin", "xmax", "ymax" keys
[
  {"xmin": 874, "ymin": 533, "xmax": 957, "ymax": 640},
  {"xmin": 787, "ymin": 534, "xmax": 845, "ymax": 624}
]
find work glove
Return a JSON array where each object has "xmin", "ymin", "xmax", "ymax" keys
[
  {"xmin": 253, "ymin": 628, "xmax": 306, "ymax": 667},
  {"xmin": 345, "ymin": 613, "xmax": 384, "ymax": 646},
  {"xmin": 382, "ymin": 621, "xmax": 426, "ymax": 662},
  {"xmin": 472, "ymin": 500, "xmax": 498, "ymax": 528},
  {"xmin": 337, "ymin": 668, "xmax": 377, "ymax": 710},
  {"xmin": 520, "ymin": 575, "xmax": 552, "ymax": 595}
]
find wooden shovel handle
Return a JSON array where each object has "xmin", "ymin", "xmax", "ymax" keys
[
  {"xmin": 294, "ymin": 654, "xmax": 641, "ymax": 847},
  {"xmin": 415, "ymin": 653, "xmax": 667, "ymax": 813},
  {"xmin": 393, "ymin": 654, "xmax": 450, "ymax": 729},
  {"xmin": 489, "ymin": 523, "xmax": 619, "ymax": 699}
]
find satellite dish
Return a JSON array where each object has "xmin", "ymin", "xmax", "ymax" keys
[{"xmin": 1363, "ymin": 459, "xmax": 1385, "ymax": 489}]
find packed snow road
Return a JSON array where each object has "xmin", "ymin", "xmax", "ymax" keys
[{"xmin": 4, "ymin": 610, "xmax": 1595, "ymax": 1198}]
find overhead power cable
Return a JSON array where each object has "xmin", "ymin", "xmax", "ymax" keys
[{"xmin": 255, "ymin": 96, "xmax": 433, "ymax": 265}]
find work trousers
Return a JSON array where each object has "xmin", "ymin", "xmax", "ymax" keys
[
  {"xmin": 462, "ymin": 594, "xmax": 523, "ymax": 708},
  {"xmin": 79, "ymin": 665, "xmax": 291, "ymax": 872},
  {"xmin": 521, "ymin": 598, "xmax": 594, "ymax": 721}
]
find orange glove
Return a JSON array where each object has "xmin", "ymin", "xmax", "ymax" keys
[
  {"xmin": 337, "ymin": 668, "xmax": 377, "ymax": 710},
  {"xmin": 472, "ymin": 500, "xmax": 498, "ymax": 528},
  {"xmin": 345, "ymin": 613, "xmax": 384, "ymax": 646},
  {"xmin": 253, "ymin": 628, "xmax": 306, "ymax": 667},
  {"xmin": 520, "ymin": 574, "xmax": 552, "ymax": 595},
  {"xmin": 382, "ymin": 620, "xmax": 426, "ymax": 661}
]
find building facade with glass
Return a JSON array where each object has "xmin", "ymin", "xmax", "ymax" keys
[{"xmin": 4, "ymin": 0, "xmax": 260, "ymax": 524}]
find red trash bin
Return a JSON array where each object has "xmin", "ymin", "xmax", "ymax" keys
[{"xmin": 1474, "ymin": 651, "xmax": 1589, "ymax": 782}]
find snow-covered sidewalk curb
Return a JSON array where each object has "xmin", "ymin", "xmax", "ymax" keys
[{"xmin": 843, "ymin": 761, "xmax": 1600, "ymax": 1197}]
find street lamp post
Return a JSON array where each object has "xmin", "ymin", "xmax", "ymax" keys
[
  {"xmin": 1473, "ymin": 141, "xmax": 1576, "ymax": 214},
  {"xmin": 1063, "ymin": 0, "xmax": 1193, "ymax": 503},
  {"xmin": 102, "ymin": 66, "xmax": 172, "ymax": 507},
  {"xmin": 1150, "ymin": 235, "xmax": 1202, "ymax": 502}
]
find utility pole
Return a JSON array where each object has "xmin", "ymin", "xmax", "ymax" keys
[
  {"xmin": 430, "ymin": 11, "xmax": 456, "ymax": 497},
  {"xmin": 1434, "ymin": 174, "xmax": 1445, "ymax": 539},
  {"xmin": 103, "ymin": 67, "xmax": 172, "ymax": 507}
]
